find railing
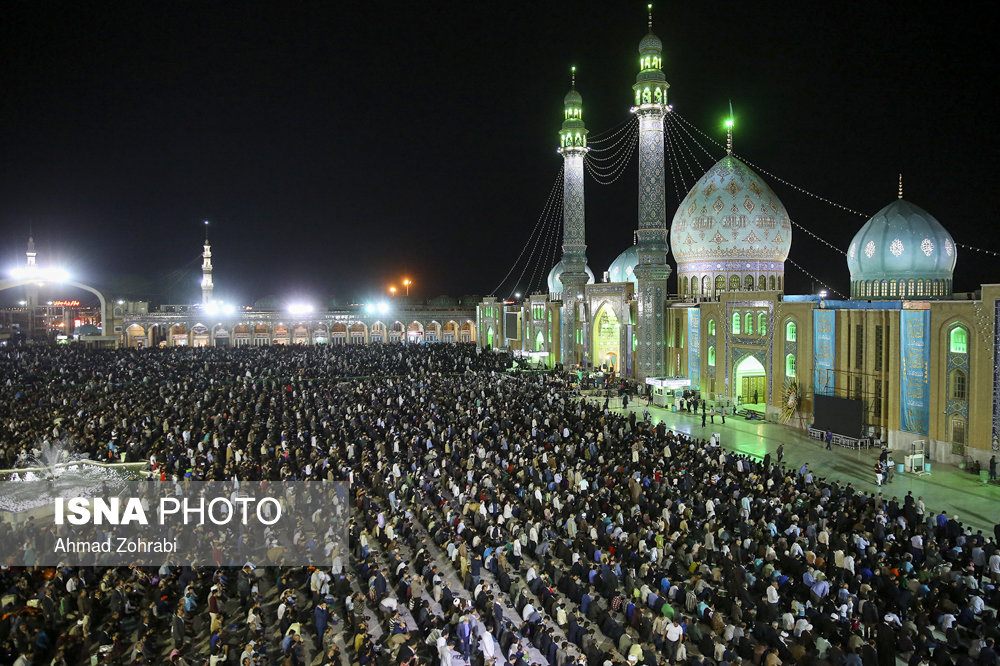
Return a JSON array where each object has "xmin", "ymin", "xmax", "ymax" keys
[{"xmin": 0, "ymin": 459, "xmax": 150, "ymax": 481}]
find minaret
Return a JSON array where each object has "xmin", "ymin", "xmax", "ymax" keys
[
  {"xmin": 26, "ymin": 234, "xmax": 37, "ymax": 269},
  {"xmin": 201, "ymin": 220, "xmax": 214, "ymax": 304},
  {"xmin": 557, "ymin": 67, "xmax": 589, "ymax": 368},
  {"xmin": 631, "ymin": 4, "xmax": 671, "ymax": 380}
]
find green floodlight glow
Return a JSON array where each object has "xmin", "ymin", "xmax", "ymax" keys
[{"xmin": 725, "ymin": 118, "xmax": 734, "ymax": 128}]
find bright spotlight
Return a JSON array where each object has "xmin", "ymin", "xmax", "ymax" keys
[
  {"xmin": 288, "ymin": 303, "xmax": 314, "ymax": 315},
  {"xmin": 204, "ymin": 302, "xmax": 220, "ymax": 315},
  {"xmin": 365, "ymin": 304, "xmax": 375, "ymax": 314},
  {"xmin": 222, "ymin": 304, "xmax": 236, "ymax": 315},
  {"xmin": 377, "ymin": 302, "xmax": 389, "ymax": 314},
  {"xmin": 818, "ymin": 290, "xmax": 828, "ymax": 298},
  {"xmin": 10, "ymin": 266, "xmax": 69, "ymax": 282}
]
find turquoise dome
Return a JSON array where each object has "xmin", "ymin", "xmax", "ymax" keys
[
  {"xmin": 564, "ymin": 88, "xmax": 582, "ymax": 105},
  {"xmin": 847, "ymin": 199, "xmax": 956, "ymax": 299},
  {"xmin": 639, "ymin": 31, "xmax": 662, "ymax": 54},
  {"xmin": 670, "ymin": 155, "xmax": 792, "ymax": 266},
  {"xmin": 547, "ymin": 260, "xmax": 595, "ymax": 294},
  {"xmin": 608, "ymin": 245, "xmax": 639, "ymax": 287}
]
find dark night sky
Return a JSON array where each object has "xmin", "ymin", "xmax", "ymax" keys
[{"xmin": 2, "ymin": 2, "xmax": 996, "ymax": 306}]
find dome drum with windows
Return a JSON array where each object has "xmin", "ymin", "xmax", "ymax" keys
[
  {"xmin": 669, "ymin": 155, "xmax": 792, "ymax": 298},
  {"xmin": 847, "ymin": 199, "xmax": 957, "ymax": 300}
]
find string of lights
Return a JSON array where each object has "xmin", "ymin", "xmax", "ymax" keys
[
  {"xmin": 669, "ymin": 112, "xmax": 720, "ymax": 163},
  {"xmin": 490, "ymin": 165, "xmax": 563, "ymax": 296},
  {"xmin": 789, "ymin": 219, "xmax": 846, "ymax": 255},
  {"xmin": 667, "ymin": 114, "xmax": 709, "ymax": 174},
  {"xmin": 585, "ymin": 130, "xmax": 638, "ymax": 185},
  {"xmin": 536, "ymin": 209, "xmax": 564, "ymax": 294},
  {"xmin": 586, "ymin": 115, "xmax": 638, "ymax": 145},
  {"xmin": 523, "ymin": 202, "xmax": 561, "ymax": 297},
  {"xmin": 512, "ymin": 190, "xmax": 561, "ymax": 299},
  {"xmin": 673, "ymin": 112, "xmax": 870, "ymax": 218},
  {"xmin": 955, "ymin": 242, "xmax": 1000, "ymax": 258},
  {"xmin": 786, "ymin": 257, "xmax": 846, "ymax": 298},
  {"xmin": 665, "ymin": 115, "xmax": 706, "ymax": 185},
  {"xmin": 585, "ymin": 120, "xmax": 638, "ymax": 160},
  {"xmin": 662, "ymin": 122, "xmax": 686, "ymax": 206}
]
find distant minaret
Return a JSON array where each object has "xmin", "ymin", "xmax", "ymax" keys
[
  {"xmin": 201, "ymin": 221, "xmax": 214, "ymax": 304},
  {"xmin": 557, "ymin": 67, "xmax": 589, "ymax": 368},
  {"xmin": 26, "ymin": 234, "xmax": 37, "ymax": 269},
  {"xmin": 631, "ymin": 3, "xmax": 671, "ymax": 380}
]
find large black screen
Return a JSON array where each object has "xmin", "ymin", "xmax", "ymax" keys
[
  {"xmin": 504, "ymin": 312, "xmax": 519, "ymax": 340},
  {"xmin": 813, "ymin": 395, "xmax": 864, "ymax": 437}
]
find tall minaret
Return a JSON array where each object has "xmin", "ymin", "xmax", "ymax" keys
[
  {"xmin": 25, "ymin": 234, "xmax": 37, "ymax": 269},
  {"xmin": 201, "ymin": 220, "xmax": 214, "ymax": 304},
  {"xmin": 557, "ymin": 67, "xmax": 589, "ymax": 368},
  {"xmin": 631, "ymin": 4, "xmax": 671, "ymax": 380}
]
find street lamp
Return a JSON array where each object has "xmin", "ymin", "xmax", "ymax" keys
[
  {"xmin": 403, "ymin": 279, "xmax": 412, "ymax": 296},
  {"xmin": 389, "ymin": 286, "xmax": 397, "ymax": 296}
]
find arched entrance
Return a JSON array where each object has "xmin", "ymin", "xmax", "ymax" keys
[
  {"xmin": 169, "ymin": 324, "xmax": 188, "ymax": 346},
  {"xmin": 125, "ymin": 324, "xmax": 146, "ymax": 348},
  {"xmin": 407, "ymin": 321, "xmax": 424, "ymax": 343},
  {"xmin": 486, "ymin": 326, "xmax": 494, "ymax": 347},
  {"xmin": 461, "ymin": 321, "xmax": 475, "ymax": 343},
  {"xmin": 592, "ymin": 303, "xmax": 621, "ymax": 372},
  {"xmin": 349, "ymin": 322, "xmax": 366, "ymax": 344},
  {"xmin": 292, "ymin": 324, "xmax": 310, "ymax": 345},
  {"xmin": 444, "ymin": 321, "xmax": 458, "ymax": 343},
  {"xmin": 734, "ymin": 355, "xmax": 766, "ymax": 408},
  {"xmin": 212, "ymin": 324, "xmax": 230, "ymax": 348},
  {"xmin": 233, "ymin": 324, "xmax": 251, "ymax": 347},
  {"xmin": 331, "ymin": 322, "xmax": 348, "ymax": 345}
]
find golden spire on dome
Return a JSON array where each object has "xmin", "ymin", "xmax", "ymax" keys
[{"xmin": 898, "ymin": 173, "xmax": 903, "ymax": 199}]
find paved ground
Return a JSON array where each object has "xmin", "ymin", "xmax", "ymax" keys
[{"xmin": 615, "ymin": 401, "xmax": 1000, "ymax": 534}]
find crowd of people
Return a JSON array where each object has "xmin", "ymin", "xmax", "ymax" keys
[{"xmin": 1, "ymin": 342, "xmax": 999, "ymax": 666}]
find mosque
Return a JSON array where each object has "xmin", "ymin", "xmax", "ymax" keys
[{"xmin": 477, "ymin": 11, "xmax": 1000, "ymax": 467}]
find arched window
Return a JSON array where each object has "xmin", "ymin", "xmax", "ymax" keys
[
  {"xmin": 916, "ymin": 280, "xmax": 924, "ymax": 296},
  {"xmin": 708, "ymin": 345, "xmax": 716, "ymax": 367},
  {"xmin": 758, "ymin": 312, "xmax": 767, "ymax": 336},
  {"xmin": 730, "ymin": 275, "xmax": 740, "ymax": 291},
  {"xmin": 681, "ymin": 276, "xmax": 688, "ymax": 296},
  {"xmin": 744, "ymin": 312, "xmax": 754, "ymax": 335},
  {"xmin": 715, "ymin": 275, "xmax": 725, "ymax": 296},
  {"xmin": 777, "ymin": 276, "xmax": 782, "ymax": 291},
  {"xmin": 769, "ymin": 275, "xmax": 776, "ymax": 290},
  {"xmin": 785, "ymin": 321, "xmax": 797, "ymax": 342},
  {"xmin": 758, "ymin": 275, "xmax": 767, "ymax": 291},
  {"xmin": 949, "ymin": 326, "xmax": 968, "ymax": 354},
  {"xmin": 744, "ymin": 275, "xmax": 754, "ymax": 291},
  {"xmin": 702, "ymin": 275, "xmax": 710, "ymax": 295},
  {"xmin": 785, "ymin": 353, "xmax": 796, "ymax": 377},
  {"xmin": 707, "ymin": 319, "xmax": 716, "ymax": 336},
  {"xmin": 950, "ymin": 369, "xmax": 967, "ymax": 400},
  {"xmin": 732, "ymin": 312, "xmax": 741, "ymax": 334},
  {"xmin": 908, "ymin": 279, "xmax": 915, "ymax": 297}
]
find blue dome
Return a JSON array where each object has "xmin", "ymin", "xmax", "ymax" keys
[
  {"xmin": 547, "ymin": 260, "xmax": 595, "ymax": 294},
  {"xmin": 848, "ymin": 199, "xmax": 956, "ymax": 298},
  {"xmin": 670, "ymin": 155, "xmax": 792, "ymax": 267},
  {"xmin": 639, "ymin": 31, "xmax": 662, "ymax": 54},
  {"xmin": 608, "ymin": 245, "xmax": 639, "ymax": 287}
]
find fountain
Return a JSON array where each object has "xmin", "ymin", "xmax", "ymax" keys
[{"xmin": 1, "ymin": 438, "xmax": 142, "ymax": 516}]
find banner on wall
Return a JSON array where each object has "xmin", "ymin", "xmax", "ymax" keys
[
  {"xmin": 900, "ymin": 309, "xmax": 930, "ymax": 435},
  {"xmin": 812, "ymin": 310, "xmax": 835, "ymax": 396},
  {"xmin": 688, "ymin": 309, "xmax": 700, "ymax": 390},
  {"xmin": 993, "ymin": 302, "xmax": 999, "ymax": 451}
]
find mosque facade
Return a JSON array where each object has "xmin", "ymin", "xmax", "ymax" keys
[{"xmin": 478, "ymin": 15, "xmax": 1000, "ymax": 467}]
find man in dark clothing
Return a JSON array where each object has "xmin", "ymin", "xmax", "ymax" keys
[{"xmin": 875, "ymin": 619, "xmax": 897, "ymax": 666}]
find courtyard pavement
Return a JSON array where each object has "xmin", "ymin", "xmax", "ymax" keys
[{"xmin": 614, "ymin": 401, "xmax": 1000, "ymax": 534}]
